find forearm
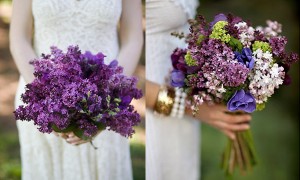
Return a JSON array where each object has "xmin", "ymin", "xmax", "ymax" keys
[
  {"xmin": 10, "ymin": 38, "xmax": 36, "ymax": 83},
  {"xmin": 117, "ymin": 0, "xmax": 143, "ymax": 76},
  {"xmin": 117, "ymin": 39, "xmax": 143, "ymax": 76},
  {"xmin": 145, "ymin": 80, "xmax": 161, "ymax": 109},
  {"xmin": 9, "ymin": 0, "xmax": 36, "ymax": 83}
]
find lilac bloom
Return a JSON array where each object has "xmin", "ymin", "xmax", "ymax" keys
[
  {"xmin": 14, "ymin": 46, "xmax": 143, "ymax": 138},
  {"xmin": 109, "ymin": 60, "xmax": 118, "ymax": 68}
]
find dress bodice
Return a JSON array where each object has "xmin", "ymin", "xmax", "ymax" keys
[
  {"xmin": 146, "ymin": 0, "xmax": 199, "ymax": 84},
  {"xmin": 32, "ymin": 0, "xmax": 122, "ymax": 62}
]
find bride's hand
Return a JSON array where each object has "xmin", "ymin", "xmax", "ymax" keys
[
  {"xmin": 65, "ymin": 131, "xmax": 102, "ymax": 146},
  {"xmin": 65, "ymin": 132, "xmax": 89, "ymax": 145},
  {"xmin": 53, "ymin": 131, "xmax": 88, "ymax": 145},
  {"xmin": 186, "ymin": 104, "xmax": 252, "ymax": 140},
  {"xmin": 52, "ymin": 132, "xmax": 68, "ymax": 139}
]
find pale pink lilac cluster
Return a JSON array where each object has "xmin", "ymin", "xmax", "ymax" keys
[
  {"xmin": 249, "ymin": 49, "xmax": 285, "ymax": 104},
  {"xmin": 234, "ymin": 22, "xmax": 255, "ymax": 47},
  {"xmin": 170, "ymin": 13, "xmax": 298, "ymax": 112},
  {"xmin": 256, "ymin": 20, "xmax": 282, "ymax": 38}
]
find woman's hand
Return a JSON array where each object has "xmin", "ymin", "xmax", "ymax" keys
[
  {"xmin": 53, "ymin": 131, "xmax": 90, "ymax": 145},
  {"xmin": 186, "ymin": 104, "xmax": 252, "ymax": 140},
  {"xmin": 65, "ymin": 132, "xmax": 89, "ymax": 145},
  {"xmin": 61, "ymin": 131, "xmax": 102, "ymax": 146},
  {"xmin": 52, "ymin": 132, "xmax": 69, "ymax": 140}
]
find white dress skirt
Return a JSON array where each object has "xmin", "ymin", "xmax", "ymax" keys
[{"xmin": 15, "ymin": 0, "xmax": 133, "ymax": 179}]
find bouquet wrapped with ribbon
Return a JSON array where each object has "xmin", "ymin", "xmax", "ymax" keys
[
  {"xmin": 15, "ymin": 46, "xmax": 143, "ymax": 141},
  {"xmin": 170, "ymin": 13, "xmax": 298, "ymax": 176}
]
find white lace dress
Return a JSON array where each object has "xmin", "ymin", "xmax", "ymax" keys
[
  {"xmin": 15, "ymin": 0, "xmax": 133, "ymax": 180},
  {"xmin": 146, "ymin": 0, "xmax": 201, "ymax": 180}
]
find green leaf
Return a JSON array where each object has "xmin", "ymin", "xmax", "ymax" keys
[
  {"xmin": 52, "ymin": 124, "xmax": 75, "ymax": 133},
  {"xmin": 73, "ymin": 128, "xmax": 90, "ymax": 141},
  {"xmin": 114, "ymin": 98, "xmax": 121, "ymax": 103},
  {"xmin": 95, "ymin": 122, "xmax": 105, "ymax": 130},
  {"xmin": 91, "ymin": 114, "xmax": 103, "ymax": 121},
  {"xmin": 228, "ymin": 37, "xmax": 243, "ymax": 51},
  {"xmin": 256, "ymin": 103, "xmax": 266, "ymax": 111},
  {"xmin": 108, "ymin": 111, "xmax": 117, "ymax": 116},
  {"xmin": 79, "ymin": 110, "xmax": 86, "ymax": 114},
  {"xmin": 81, "ymin": 97, "xmax": 87, "ymax": 103},
  {"xmin": 106, "ymin": 95, "xmax": 111, "ymax": 106},
  {"xmin": 197, "ymin": 34, "xmax": 206, "ymax": 45},
  {"xmin": 222, "ymin": 85, "xmax": 246, "ymax": 103}
]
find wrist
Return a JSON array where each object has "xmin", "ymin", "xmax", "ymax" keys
[{"xmin": 153, "ymin": 86, "xmax": 187, "ymax": 118}]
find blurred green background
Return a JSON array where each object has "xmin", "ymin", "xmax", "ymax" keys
[{"xmin": 197, "ymin": 0, "xmax": 299, "ymax": 180}]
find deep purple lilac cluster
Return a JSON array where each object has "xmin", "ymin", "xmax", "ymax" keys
[{"xmin": 15, "ymin": 46, "xmax": 143, "ymax": 139}]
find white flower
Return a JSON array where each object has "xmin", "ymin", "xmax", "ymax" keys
[
  {"xmin": 253, "ymin": 49, "xmax": 263, "ymax": 59},
  {"xmin": 270, "ymin": 64, "xmax": 280, "ymax": 78},
  {"xmin": 217, "ymin": 84, "xmax": 226, "ymax": 93},
  {"xmin": 248, "ymin": 26, "xmax": 255, "ymax": 34},
  {"xmin": 261, "ymin": 62, "xmax": 270, "ymax": 71},
  {"xmin": 262, "ymin": 51, "xmax": 273, "ymax": 61},
  {"xmin": 234, "ymin": 22, "xmax": 247, "ymax": 29},
  {"xmin": 256, "ymin": 26, "xmax": 263, "ymax": 32},
  {"xmin": 262, "ymin": 75, "xmax": 271, "ymax": 84},
  {"xmin": 274, "ymin": 78, "xmax": 284, "ymax": 87}
]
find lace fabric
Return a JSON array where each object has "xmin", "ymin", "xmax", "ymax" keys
[{"xmin": 15, "ymin": 1, "xmax": 133, "ymax": 180}]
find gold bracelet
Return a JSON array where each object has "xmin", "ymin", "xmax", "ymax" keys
[{"xmin": 154, "ymin": 86, "xmax": 175, "ymax": 116}]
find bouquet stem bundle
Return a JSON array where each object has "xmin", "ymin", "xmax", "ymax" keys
[{"xmin": 222, "ymin": 129, "xmax": 258, "ymax": 177}]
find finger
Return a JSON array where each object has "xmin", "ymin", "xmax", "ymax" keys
[
  {"xmin": 58, "ymin": 133, "xmax": 68, "ymax": 139},
  {"xmin": 66, "ymin": 137, "xmax": 81, "ymax": 144},
  {"xmin": 221, "ymin": 114, "xmax": 252, "ymax": 124},
  {"xmin": 72, "ymin": 140, "xmax": 88, "ymax": 145},
  {"xmin": 212, "ymin": 104, "xmax": 228, "ymax": 112},
  {"xmin": 52, "ymin": 132, "xmax": 59, "ymax": 137},
  {"xmin": 214, "ymin": 121, "xmax": 250, "ymax": 131},
  {"xmin": 221, "ymin": 129, "xmax": 236, "ymax": 140},
  {"xmin": 66, "ymin": 132, "xmax": 75, "ymax": 138}
]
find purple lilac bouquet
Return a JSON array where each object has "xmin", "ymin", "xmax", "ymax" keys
[
  {"xmin": 15, "ymin": 46, "xmax": 143, "ymax": 140},
  {"xmin": 170, "ymin": 13, "xmax": 298, "ymax": 176}
]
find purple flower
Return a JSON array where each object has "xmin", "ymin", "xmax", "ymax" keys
[
  {"xmin": 171, "ymin": 70, "xmax": 185, "ymax": 87},
  {"xmin": 234, "ymin": 48, "xmax": 255, "ymax": 70},
  {"xmin": 171, "ymin": 48, "xmax": 187, "ymax": 72},
  {"xmin": 210, "ymin": 13, "xmax": 227, "ymax": 28},
  {"xmin": 227, "ymin": 89, "xmax": 256, "ymax": 113},
  {"xmin": 283, "ymin": 74, "xmax": 291, "ymax": 85},
  {"xmin": 109, "ymin": 60, "xmax": 118, "ymax": 68},
  {"xmin": 14, "ymin": 45, "xmax": 142, "ymax": 138},
  {"xmin": 284, "ymin": 52, "xmax": 299, "ymax": 66},
  {"xmin": 269, "ymin": 37, "xmax": 287, "ymax": 59},
  {"xmin": 120, "ymin": 95, "xmax": 133, "ymax": 107}
]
